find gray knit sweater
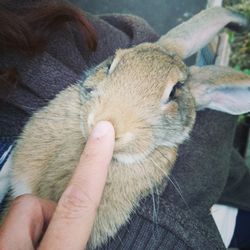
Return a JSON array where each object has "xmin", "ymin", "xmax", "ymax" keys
[{"xmin": 1, "ymin": 1, "xmax": 250, "ymax": 249}]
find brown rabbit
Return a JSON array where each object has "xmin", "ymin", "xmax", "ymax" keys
[{"xmin": 3, "ymin": 7, "xmax": 250, "ymax": 248}]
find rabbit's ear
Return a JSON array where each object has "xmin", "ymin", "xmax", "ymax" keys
[
  {"xmin": 157, "ymin": 7, "xmax": 248, "ymax": 59},
  {"xmin": 188, "ymin": 66, "xmax": 250, "ymax": 115}
]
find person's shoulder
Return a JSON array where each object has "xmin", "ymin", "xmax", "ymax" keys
[{"xmin": 94, "ymin": 13, "xmax": 160, "ymax": 44}]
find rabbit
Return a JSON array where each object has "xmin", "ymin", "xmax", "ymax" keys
[{"xmin": 2, "ymin": 7, "xmax": 250, "ymax": 248}]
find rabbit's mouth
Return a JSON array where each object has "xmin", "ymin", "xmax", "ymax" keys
[{"xmin": 112, "ymin": 145, "xmax": 155, "ymax": 165}]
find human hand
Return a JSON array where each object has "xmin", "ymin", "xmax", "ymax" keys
[{"xmin": 0, "ymin": 121, "xmax": 115, "ymax": 250}]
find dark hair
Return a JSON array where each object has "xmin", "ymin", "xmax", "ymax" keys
[
  {"xmin": 0, "ymin": 1, "xmax": 97, "ymax": 85},
  {"xmin": 0, "ymin": 1, "xmax": 97, "ymax": 54}
]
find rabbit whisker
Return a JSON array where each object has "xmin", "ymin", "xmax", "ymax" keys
[
  {"xmin": 152, "ymin": 148, "xmax": 190, "ymax": 211},
  {"xmin": 138, "ymin": 161, "xmax": 160, "ymax": 230}
]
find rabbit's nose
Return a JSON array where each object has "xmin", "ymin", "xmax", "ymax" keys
[{"xmin": 86, "ymin": 109, "xmax": 120, "ymax": 139}]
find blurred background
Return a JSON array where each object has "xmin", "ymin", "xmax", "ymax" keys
[{"xmin": 70, "ymin": 0, "xmax": 206, "ymax": 35}]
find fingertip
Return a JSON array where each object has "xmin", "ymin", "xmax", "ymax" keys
[{"xmin": 91, "ymin": 121, "xmax": 115, "ymax": 140}]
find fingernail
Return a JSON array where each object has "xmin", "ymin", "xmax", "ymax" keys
[{"xmin": 92, "ymin": 121, "xmax": 113, "ymax": 138}]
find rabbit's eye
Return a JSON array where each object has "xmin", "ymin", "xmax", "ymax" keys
[
  {"xmin": 80, "ymin": 86, "xmax": 95, "ymax": 100},
  {"xmin": 169, "ymin": 81, "xmax": 184, "ymax": 100},
  {"xmin": 107, "ymin": 63, "xmax": 112, "ymax": 71},
  {"xmin": 85, "ymin": 87, "xmax": 94, "ymax": 94}
]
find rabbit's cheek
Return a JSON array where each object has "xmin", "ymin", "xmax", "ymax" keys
[
  {"xmin": 181, "ymin": 105, "xmax": 196, "ymax": 131},
  {"xmin": 162, "ymin": 101, "xmax": 179, "ymax": 115},
  {"xmin": 178, "ymin": 92, "xmax": 196, "ymax": 130}
]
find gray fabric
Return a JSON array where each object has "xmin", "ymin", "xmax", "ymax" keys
[
  {"xmin": 1, "ymin": 1, "xmax": 250, "ymax": 249},
  {"xmin": 220, "ymin": 149, "xmax": 250, "ymax": 211},
  {"xmin": 95, "ymin": 201, "xmax": 224, "ymax": 249},
  {"xmin": 165, "ymin": 110, "xmax": 236, "ymax": 216}
]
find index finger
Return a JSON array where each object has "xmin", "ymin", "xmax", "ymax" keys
[{"xmin": 39, "ymin": 121, "xmax": 115, "ymax": 250}]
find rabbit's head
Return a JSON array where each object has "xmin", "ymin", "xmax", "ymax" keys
[
  {"xmin": 80, "ymin": 43, "xmax": 195, "ymax": 165},
  {"xmin": 78, "ymin": 7, "xmax": 250, "ymax": 166}
]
